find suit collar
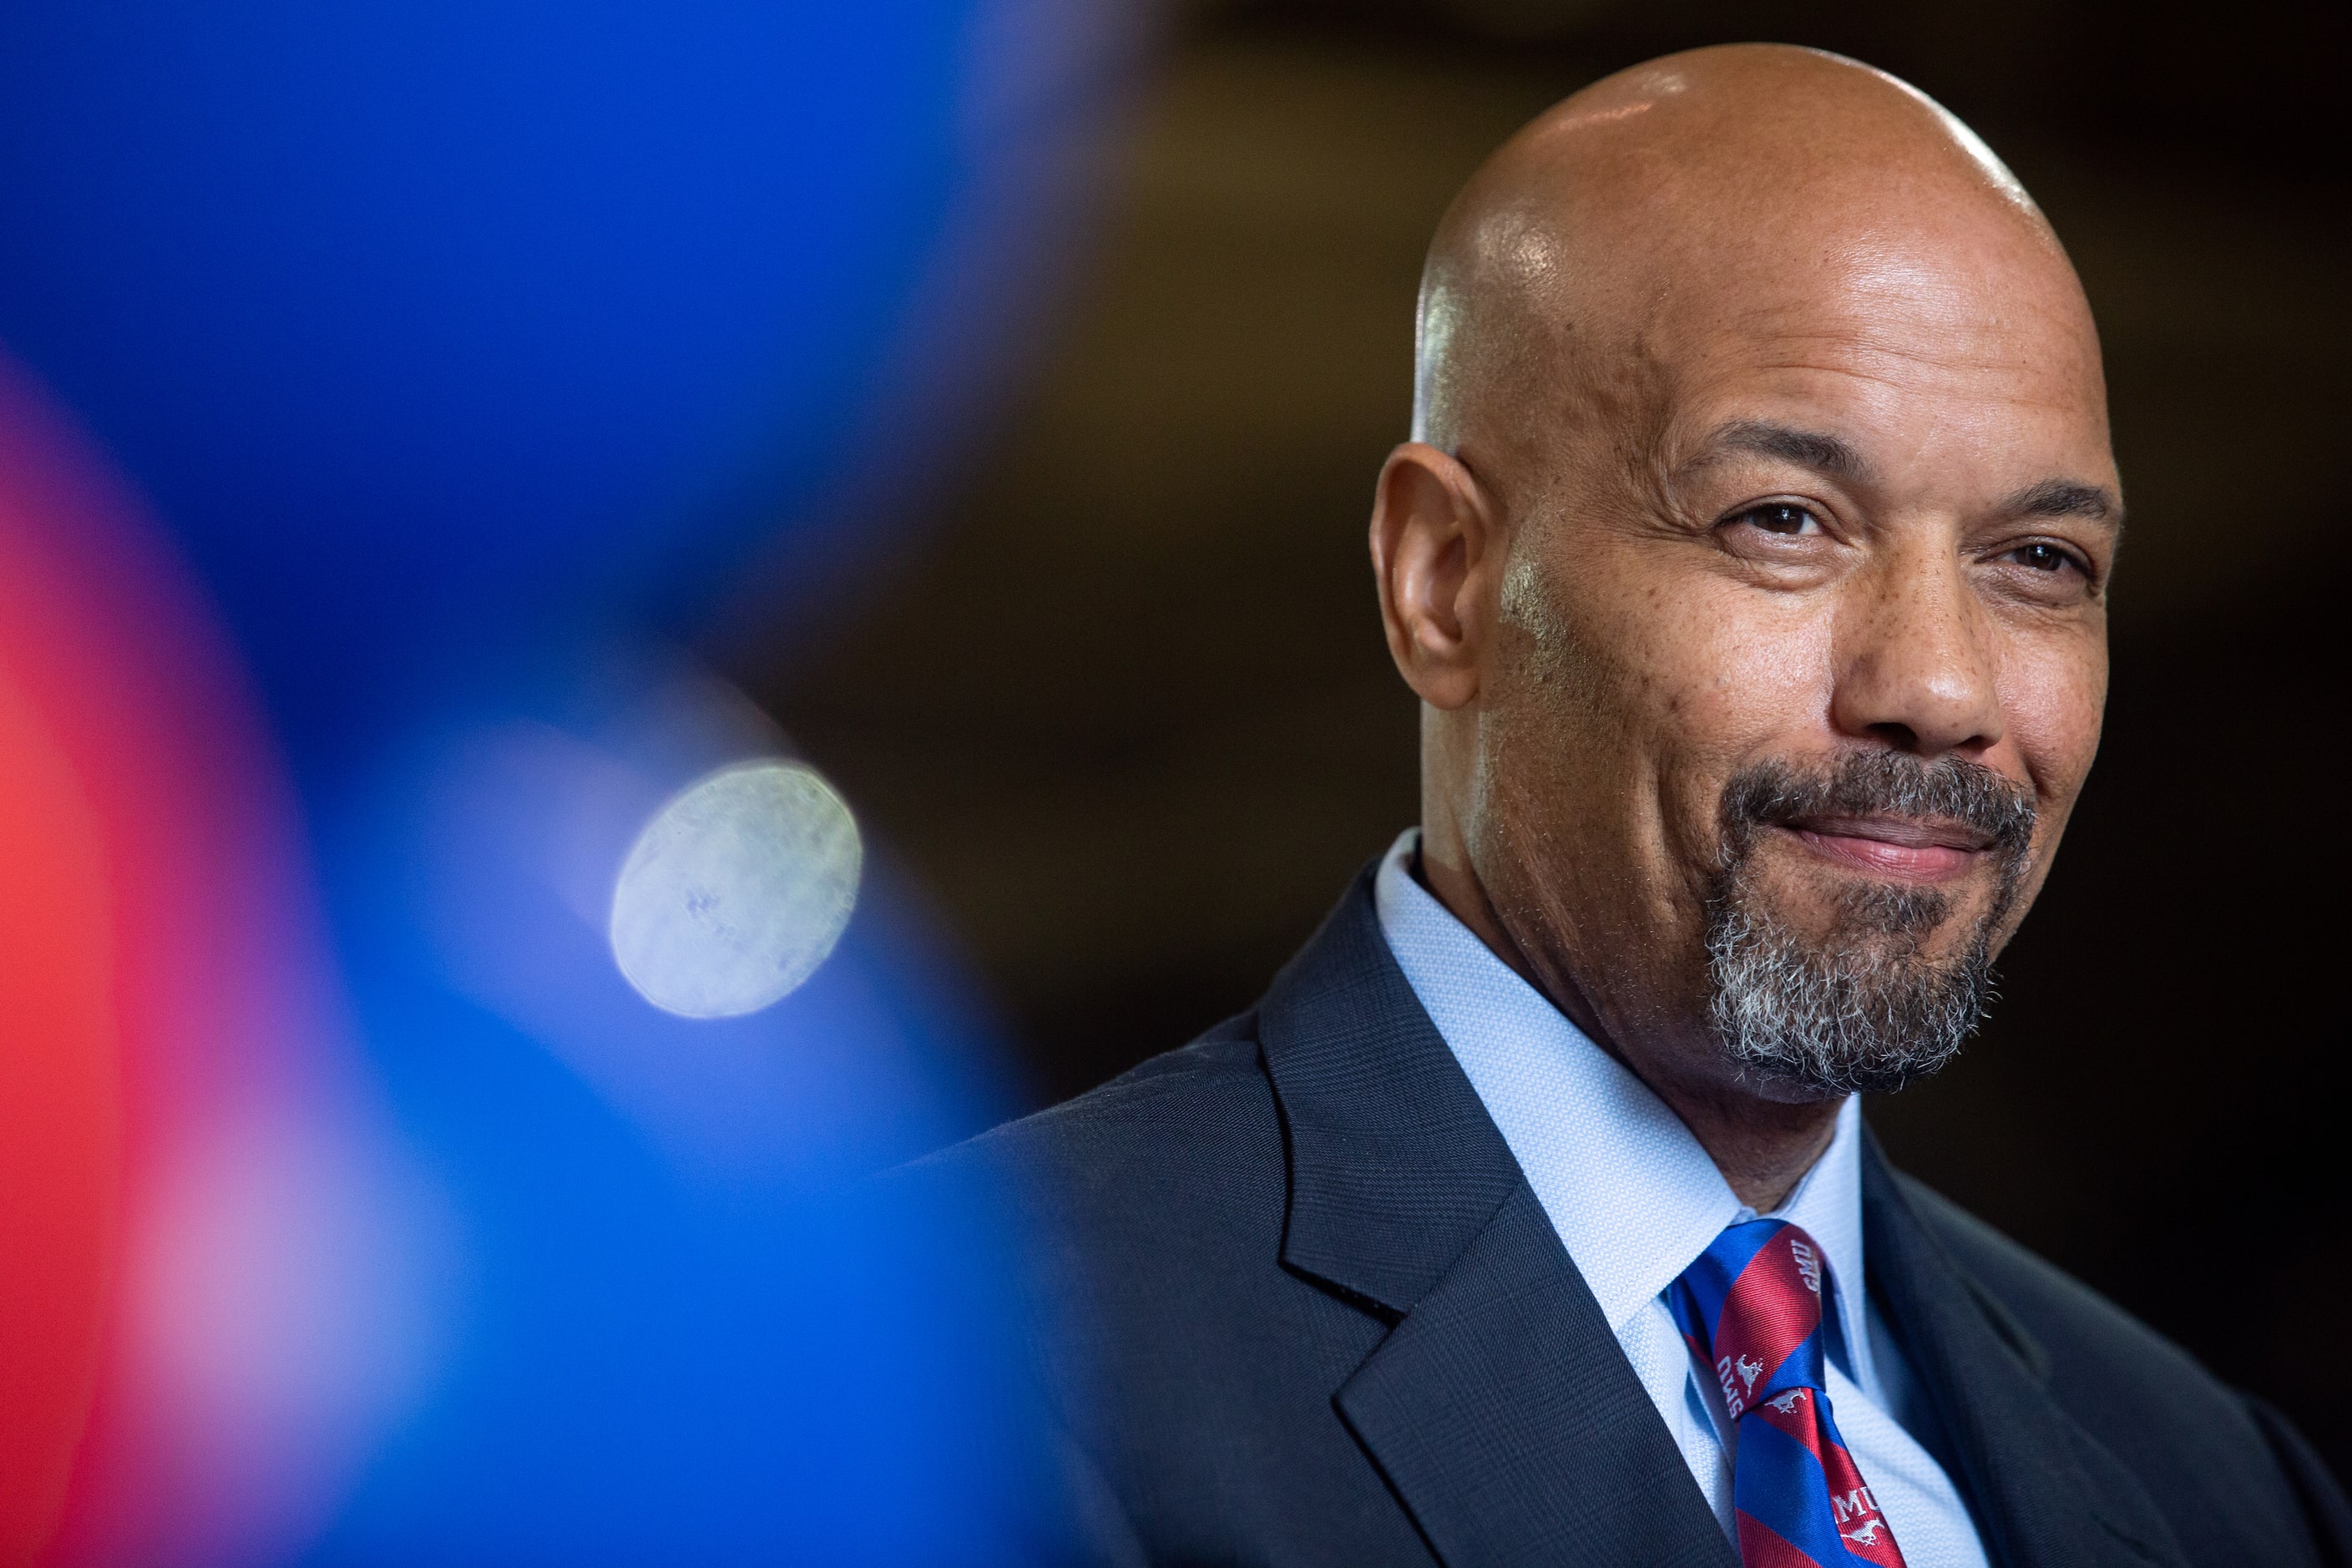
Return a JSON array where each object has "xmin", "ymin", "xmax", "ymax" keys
[
  {"xmin": 1373, "ymin": 832, "xmax": 1885, "ymax": 1388},
  {"xmin": 1260, "ymin": 867, "xmax": 1737, "ymax": 1566},
  {"xmin": 1257, "ymin": 862, "xmax": 1522, "ymax": 1315},
  {"xmin": 1859, "ymin": 1135, "xmax": 2188, "ymax": 1568}
]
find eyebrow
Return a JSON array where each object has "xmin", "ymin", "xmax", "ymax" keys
[
  {"xmin": 1694, "ymin": 421, "xmax": 1872, "ymax": 483},
  {"xmin": 2000, "ymin": 476, "xmax": 2123, "ymax": 528},
  {"xmin": 1693, "ymin": 419, "xmax": 2123, "ymax": 529}
]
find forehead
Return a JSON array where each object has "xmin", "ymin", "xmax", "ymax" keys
[{"xmin": 1616, "ymin": 227, "xmax": 2115, "ymax": 492}]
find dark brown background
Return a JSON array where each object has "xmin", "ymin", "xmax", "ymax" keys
[{"xmin": 716, "ymin": 0, "xmax": 2350, "ymax": 1479}]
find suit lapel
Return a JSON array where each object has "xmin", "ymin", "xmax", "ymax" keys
[
  {"xmin": 1862, "ymin": 1136, "xmax": 2188, "ymax": 1568},
  {"xmin": 1333, "ymin": 1181, "xmax": 1741, "ymax": 1567},
  {"xmin": 1260, "ymin": 870, "xmax": 1736, "ymax": 1568}
]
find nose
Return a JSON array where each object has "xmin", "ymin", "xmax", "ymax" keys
[{"xmin": 1828, "ymin": 539, "xmax": 2004, "ymax": 759}]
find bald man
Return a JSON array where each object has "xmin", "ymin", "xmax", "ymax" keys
[{"xmin": 929, "ymin": 45, "xmax": 2350, "ymax": 1568}]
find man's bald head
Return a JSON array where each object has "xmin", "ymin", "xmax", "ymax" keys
[
  {"xmin": 1371, "ymin": 45, "xmax": 2120, "ymax": 1201},
  {"xmin": 1413, "ymin": 45, "xmax": 2097, "ymax": 463}
]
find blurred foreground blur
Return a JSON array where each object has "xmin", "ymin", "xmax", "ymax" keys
[{"xmin": 0, "ymin": 1, "xmax": 1144, "ymax": 1560}]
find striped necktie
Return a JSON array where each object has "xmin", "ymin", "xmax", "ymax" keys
[{"xmin": 1669, "ymin": 1218, "xmax": 1907, "ymax": 1566}]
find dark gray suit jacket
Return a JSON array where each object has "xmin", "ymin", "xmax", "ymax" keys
[{"xmin": 930, "ymin": 868, "xmax": 2350, "ymax": 1565}]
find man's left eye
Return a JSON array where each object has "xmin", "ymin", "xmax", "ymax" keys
[{"xmin": 2010, "ymin": 543, "xmax": 2075, "ymax": 573}]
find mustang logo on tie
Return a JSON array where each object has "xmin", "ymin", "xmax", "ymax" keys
[
  {"xmin": 1735, "ymin": 1354, "xmax": 1765, "ymax": 1392},
  {"xmin": 1766, "ymin": 1389, "xmax": 1806, "ymax": 1414},
  {"xmin": 1843, "ymin": 1519, "xmax": 1888, "ymax": 1545}
]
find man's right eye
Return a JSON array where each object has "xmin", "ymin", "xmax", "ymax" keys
[{"xmin": 1731, "ymin": 503, "xmax": 1820, "ymax": 535}]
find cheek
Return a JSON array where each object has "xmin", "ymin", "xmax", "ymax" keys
[
  {"xmin": 1625, "ymin": 574, "xmax": 1837, "ymax": 773},
  {"xmin": 1555, "ymin": 560, "xmax": 1838, "ymax": 867},
  {"xmin": 1998, "ymin": 625, "xmax": 2108, "ymax": 815}
]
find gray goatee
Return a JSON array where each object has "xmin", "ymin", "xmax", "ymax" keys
[{"xmin": 1703, "ymin": 751, "xmax": 2036, "ymax": 1097}]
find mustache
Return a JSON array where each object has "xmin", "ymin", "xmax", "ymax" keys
[{"xmin": 1719, "ymin": 751, "xmax": 2036, "ymax": 859}]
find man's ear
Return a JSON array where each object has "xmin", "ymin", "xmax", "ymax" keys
[{"xmin": 1369, "ymin": 441, "xmax": 1500, "ymax": 711}]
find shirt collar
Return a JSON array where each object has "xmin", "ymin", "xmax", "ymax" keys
[{"xmin": 1371, "ymin": 830, "xmax": 1879, "ymax": 1394}]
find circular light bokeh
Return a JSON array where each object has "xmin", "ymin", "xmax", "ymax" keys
[{"xmin": 609, "ymin": 761, "xmax": 862, "ymax": 1019}]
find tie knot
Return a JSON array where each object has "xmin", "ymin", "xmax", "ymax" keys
[{"xmin": 1670, "ymin": 1218, "xmax": 1829, "ymax": 1421}]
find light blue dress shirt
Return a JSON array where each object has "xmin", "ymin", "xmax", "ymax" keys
[{"xmin": 1373, "ymin": 831, "xmax": 1990, "ymax": 1565}]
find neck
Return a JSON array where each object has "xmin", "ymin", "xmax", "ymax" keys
[
  {"xmin": 1413, "ymin": 831, "xmax": 1842, "ymax": 1211},
  {"xmin": 1637, "ymin": 1080, "xmax": 1843, "ymax": 1212}
]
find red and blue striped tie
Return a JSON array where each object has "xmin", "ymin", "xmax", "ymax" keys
[{"xmin": 1669, "ymin": 1219, "xmax": 1908, "ymax": 1567}]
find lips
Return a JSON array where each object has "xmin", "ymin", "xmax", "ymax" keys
[{"xmin": 1779, "ymin": 815, "xmax": 1995, "ymax": 880}]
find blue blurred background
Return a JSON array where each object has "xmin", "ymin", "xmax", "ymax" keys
[{"xmin": 0, "ymin": 0, "xmax": 1146, "ymax": 1560}]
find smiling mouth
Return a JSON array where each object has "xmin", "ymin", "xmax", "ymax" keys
[{"xmin": 1778, "ymin": 815, "xmax": 1996, "ymax": 881}]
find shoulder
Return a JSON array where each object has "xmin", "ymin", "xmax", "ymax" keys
[
  {"xmin": 938, "ymin": 1011, "xmax": 1279, "ymax": 1188},
  {"xmin": 1894, "ymin": 1171, "xmax": 2352, "ymax": 1563},
  {"xmin": 908, "ymin": 1009, "xmax": 1432, "ymax": 1381},
  {"xmin": 908, "ymin": 1011, "xmax": 1290, "ymax": 1273}
]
